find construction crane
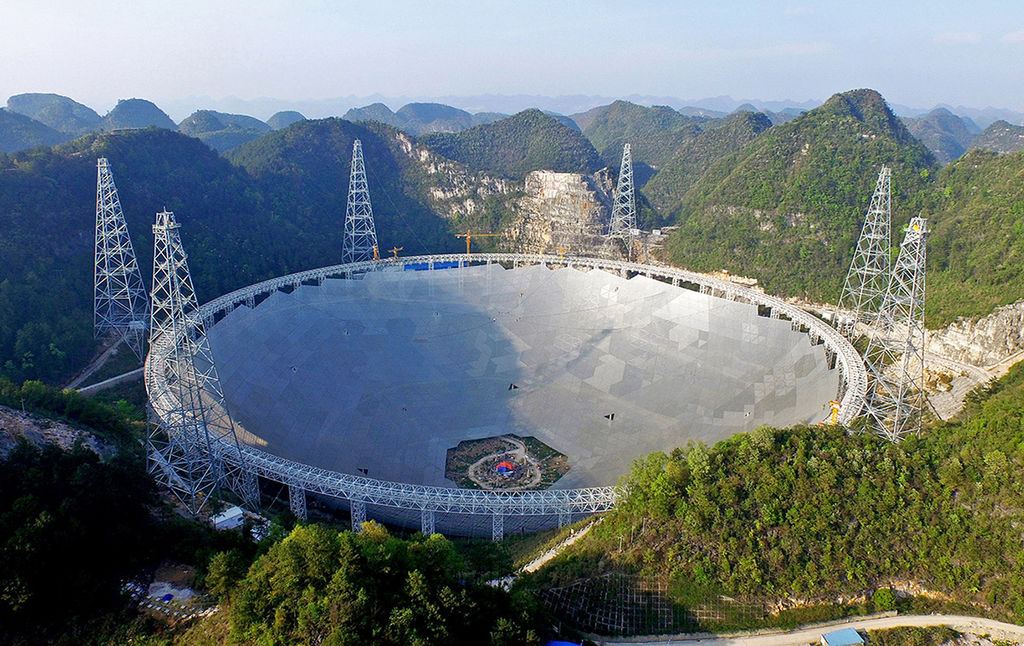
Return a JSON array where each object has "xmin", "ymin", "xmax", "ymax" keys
[
  {"xmin": 455, "ymin": 230, "xmax": 501, "ymax": 255},
  {"xmin": 387, "ymin": 246, "xmax": 403, "ymax": 259}
]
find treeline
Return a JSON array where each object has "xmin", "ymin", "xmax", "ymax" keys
[
  {"xmin": 221, "ymin": 523, "xmax": 540, "ymax": 645},
  {"xmin": 531, "ymin": 363, "xmax": 1024, "ymax": 622}
]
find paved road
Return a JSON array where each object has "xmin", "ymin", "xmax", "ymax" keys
[
  {"xmin": 600, "ymin": 614, "xmax": 1024, "ymax": 645},
  {"xmin": 77, "ymin": 367, "xmax": 144, "ymax": 395}
]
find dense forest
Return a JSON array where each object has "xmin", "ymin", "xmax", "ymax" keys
[
  {"xmin": 662, "ymin": 89, "xmax": 938, "ymax": 304},
  {"xmin": 420, "ymin": 109, "xmax": 604, "ymax": 179},
  {"xmin": 0, "ymin": 121, "xmax": 499, "ymax": 385},
  {"xmin": 924, "ymin": 149, "xmax": 1024, "ymax": 325},
  {"xmin": 576, "ymin": 100, "xmax": 703, "ymax": 171}
]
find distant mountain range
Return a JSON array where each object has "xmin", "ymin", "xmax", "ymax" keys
[
  {"xmin": 4, "ymin": 91, "xmax": 1023, "ymax": 161},
  {"xmin": 3, "ymin": 86, "xmax": 1024, "ymax": 385}
]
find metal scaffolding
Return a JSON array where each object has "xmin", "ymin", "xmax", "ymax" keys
[
  {"xmin": 342, "ymin": 139, "xmax": 379, "ymax": 264},
  {"xmin": 608, "ymin": 144, "xmax": 637, "ymax": 258},
  {"xmin": 863, "ymin": 217, "xmax": 929, "ymax": 442},
  {"xmin": 94, "ymin": 158, "xmax": 149, "ymax": 359},
  {"xmin": 836, "ymin": 165, "xmax": 892, "ymax": 335},
  {"xmin": 147, "ymin": 210, "xmax": 258, "ymax": 515}
]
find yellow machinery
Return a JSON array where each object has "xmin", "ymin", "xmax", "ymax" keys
[{"xmin": 455, "ymin": 230, "xmax": 501, "ymax": 255}]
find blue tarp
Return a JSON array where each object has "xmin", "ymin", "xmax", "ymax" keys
[{"xmin": 404, "ymin": 261, "xmax": 461, "ymax": 271}]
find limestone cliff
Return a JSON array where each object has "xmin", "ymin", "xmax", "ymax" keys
[
  {"xmin": 389, "ymin": 130, "xmax": 519, "ymax": 222},
  {"xmin": 506, "ymin": 169, "xmax": 625, "ymax": 259},
  {"xmin": 928, "ymin": 300, "xmax": 1024, "ymax": 367}
]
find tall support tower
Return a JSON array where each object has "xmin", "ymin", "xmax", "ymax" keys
[
  {"xmin": 836, "ymin": 166, "xmax": 892, "ymax": 335},
  {"xmin": 94, "ymin": 158, "xmax": 149, "ymax": 359},
  {"xmin": 342, "ymin": 139, "xmax": 379, "ymax": 264},
  {"xmin": 608, "ymin": 143, "xmax": 637, "ymax": 258},
  {"xmin": 863, "ymin": 217, "xmax": 929, "ymax": 442},
  {"xmin": 148, "ymin": 210, "xmax": 258, "ymax": 515}
]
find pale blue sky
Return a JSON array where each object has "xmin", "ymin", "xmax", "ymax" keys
[{"xmin": 3, "ymin": 0, "xmax": 1023, "ymax": 116}]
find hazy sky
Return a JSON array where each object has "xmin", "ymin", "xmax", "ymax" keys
[{"xmin": 3, "ymin": 0, "xmax": 1023, "ymax": 116}]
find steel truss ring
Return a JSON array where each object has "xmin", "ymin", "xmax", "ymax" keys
[{"xmin": 146, "ymin": 254, "xmax": 866, "ymax": 517}]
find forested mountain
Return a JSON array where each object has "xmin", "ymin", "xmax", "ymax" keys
[
  {"xmin": 0, "ymin": 120, "xmax": 518, "ymax": 384},
  {"xmin": 971, "ymin": 120, "xmax": 1024, "ymax": 154},
  {"xmin": 0, "ymin": 108, "xmax": 67, "ymax": 152},
  {"xmin": 901, "ymin": 108, "xmax": 980, "ymax": 164},
  {"xmin": 420, "ymin": 109, "xmax": 604, "ymax": 179},
  {"xmin": 5, "ymin": 93, "xmax": 101, "ymax": 135},
  {"xmin": 226, "ymin": 118, "xmax": 462, "ymax": 256},
  {"xmin": 343, "ymin": 101, "xmax": 503, "ymax": 135},
  {"xmin": 925, "ymin": 149, "xmax": 1024, "ymax": 325},
  {"xmin": 266, "ymin": 110, "xmax": 306, "ymax": 130},
  {"xmin": 576, "ymin": 100, "xmax": 702, "ymax": 173},
  {"xmin": 177, "ymin": 109, "xmax": 272, "ymax": 152},
  {"xmin": 642, "ymin": 111, "xmax": 773, "ymax": 213},
  {"xmin": 98, "ymin": 98, "xmax": 176, "ymax": 131},
  {"xmin": 0, "ymin": 130, "xmax": 275, "ymax": 384},
  {"xmin": 662, "ymin": 88, "xmax": 936, "ymax": 302}
]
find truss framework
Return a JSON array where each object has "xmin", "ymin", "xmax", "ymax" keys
[
  {"xmin": 342, "ymin": 139, "xmax": 379, "ymax": 264},
  {"xmin": 147, "ymin": 253, "xmax": 865, "ymax": 531},
  {"xmin": 863, "ymin": 217, "xmax": 929, "ymax": 442},
  {"xmin": 147, "ymin": 210, "xmax": 258, "ymax": 515},
  {"xmin": 94, "ymin": 158, "xmax": 149, "ymax": 359},
  {"xmin": 608, "ymin": 144, "xmax": 637, "ymax": 257},
  {"xmin": 836, "ymin": 165, "xmax": 892, "ymax": 335}
]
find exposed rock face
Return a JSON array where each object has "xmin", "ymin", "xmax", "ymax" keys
[
  {"xmin": 928, "ymin": 300, "xmax": 1024, "ymax": 367},
  {"xmin": 507, "ymin": 169, "xmax": 624, "ymax": 258},
  {"xmin": 389, "ymin": 130, "xmax": 519, "ymax": 221}
]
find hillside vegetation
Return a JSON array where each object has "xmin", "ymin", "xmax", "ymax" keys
[
  {"xmin": 5, "ymin": 93, "xmax": 101, "ymax": 135},
  {"xmin": 662, "ymin": 89, "xmax": 937, "ymax": 302},
  {"xmin": 0, "ymin": 119, "xmax": 517, "ymax": 384},
  {"xmin": 972, "ymin": 120, "xmax": 1024, "ymax": 154},
  {"xmin": 177, "ymin": 110, "xmax": 272, "ymax": 152},
  {"xmin": 420, "ymin": 109, "xmax": 604, "ymax": 179},
  {"xmin": 925, "ymin": 149, "xmax": 1024, "ymax": 325},
  {"xmin": 901, "ymin": 108, "xmax": 980, "ymax": 165},
  {"xmin": 99, "ymin": 98, "xmax": 176, "ymax": 131},
  {"xmin": 530, "ymin": 362, "xmax": 1024, "ymax": 627},
  {"xmin": 642, "ymin": 111, "xmax": 773, "ymax": 213},
  {"xmin": 0, "ymin": 108, "xmax": 66, "ymax": 152},
  {"xmin": 578, "ymin": 100, "xmax": 702, "ymax": 171}
]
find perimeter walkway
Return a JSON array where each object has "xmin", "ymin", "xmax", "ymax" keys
[{"xmin": 599, "ymin": 614, "xmax": 1024, "ymax": 645}]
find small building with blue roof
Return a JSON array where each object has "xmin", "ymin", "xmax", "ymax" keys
[{"xmin": 821, "ymin": 627, "xmax": 865, "ymax": 646}]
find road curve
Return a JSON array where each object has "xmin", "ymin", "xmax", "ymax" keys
[{"xmin": 599, "ymin": 614, "xmax": 1024, "ymax": 645}]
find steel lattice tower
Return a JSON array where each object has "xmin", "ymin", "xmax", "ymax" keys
[
  {"xmin": 608, "ymin": 143, "xmax": 637, "ymax": 257},
  {"xmin": 342, "ymin": 139, "xmax": 379, "ymax": 264},
  {"xmin": 147, "ymin": 210, "xmax": 258, "ymax": 515},
  {"xmin": 863, "ymin": 217, "xmax": 929, "ymax": 442},
  {"xmin": 836, "ymin": 165, "xmax": 892, "ymax": 335},
  {"xmin": 94, "ymin": 158, "xmax": 149, "ymax": 359}
]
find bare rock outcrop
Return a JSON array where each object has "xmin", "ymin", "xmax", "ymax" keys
[
  {"xmin": 507, "ymin": 169, "xmax": 624, "ymax": 259},
  {"xmin": 928, "ymin": 301, "xmax": 1024, "ymax": 367}
]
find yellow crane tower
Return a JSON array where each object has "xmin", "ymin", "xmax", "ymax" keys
[
  {"xmin": 387, "ymin": 246, "xmax": 403, "ymax": 259},
  {"xmin": 455, "ymin": 230, "xmax": 501, "ymax": 255}
]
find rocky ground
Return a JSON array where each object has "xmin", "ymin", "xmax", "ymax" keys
[{"xmin": 0, "ymin": 404, "xmax": 113, "ymax": 457}]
